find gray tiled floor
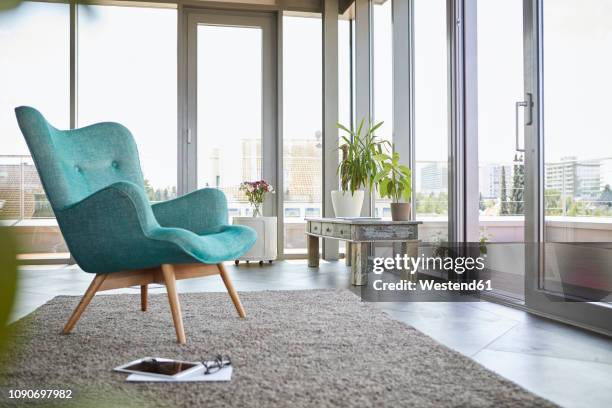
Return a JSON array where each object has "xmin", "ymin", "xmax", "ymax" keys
[{"xmin": 11, "ymin": 260, "xmax": 612, "ymax": 408}]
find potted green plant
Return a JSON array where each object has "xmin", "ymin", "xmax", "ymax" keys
[
  {"xmin": 373, "ymin": 151, "xmax": 412, "ymax": 221},
  {"xmin": 333, "ymin": 119, "xmax": 390, "ymax": 217}
]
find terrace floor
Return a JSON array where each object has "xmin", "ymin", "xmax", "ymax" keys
[{"xmin": 11, "ymin": 260, "xmax": 612, "ymax": 408}]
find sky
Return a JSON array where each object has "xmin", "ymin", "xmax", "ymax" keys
[{"xmin": 2, "ymin": 0, "xmax": 612, "ymax": 190}]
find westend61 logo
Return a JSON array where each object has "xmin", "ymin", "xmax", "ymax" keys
[{"xmin": 372, "ymin": 254, "xmax": 486, "ymax": 275}]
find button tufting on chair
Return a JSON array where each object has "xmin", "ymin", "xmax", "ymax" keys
[{"xmin": 111, "ymin": 161, "xmax": 119, "ymax": 169}]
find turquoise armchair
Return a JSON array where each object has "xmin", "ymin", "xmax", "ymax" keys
[{"xmin": 15, "ymin": 106, "xmax": 256, "ymax": 343}]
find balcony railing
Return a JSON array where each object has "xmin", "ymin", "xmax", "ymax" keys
[
  {"xmin": 5, "ymin": 154, "xmax": 612, "ymax": 255},
  {"xmin": 0, "ymin": 155, "xmax": 53, "ymax": 224}
]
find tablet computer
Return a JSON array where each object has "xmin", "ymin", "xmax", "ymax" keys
[{"xmin": 114, "ymin": 357, "xmax": 202, "ymax": 379}]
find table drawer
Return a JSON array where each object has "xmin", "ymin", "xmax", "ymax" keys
[
  {"xmin": 309, "ymin": 222, "xmax": 322, "ymax": 235},
  {"xmin": 321, "ymin": 222, "xmax": 335, "ymax": 236},
  {"xmin": 334, "ymin": 224, "xmax": 351, "ymax": 240},
  {"xmin": 353, "ymin": 224, "xmax": 418, "ymax": 241}
]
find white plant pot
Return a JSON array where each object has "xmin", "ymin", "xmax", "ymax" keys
[{"xmin": 331, "ymin": 190, "xmax": 365, "ymax": 217}]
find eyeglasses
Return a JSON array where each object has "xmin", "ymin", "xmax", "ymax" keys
[{"xmin": 201, "ymin": 355, "xmax": 231, "ymax": 374}]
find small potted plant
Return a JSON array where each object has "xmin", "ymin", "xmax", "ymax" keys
[
  {"xmin": 239, "ymin": 179, "xmax": 274, "ymax": 217},
  {"xmin": 373, "ymin": 151, "xmax": 412, "ymax": 221},
  {"xmin": 333, "ymin": 119, "xmax": 390, "ymax": 217}
]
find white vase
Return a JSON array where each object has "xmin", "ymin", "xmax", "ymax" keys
[{"xmin": 331, "ymin": 190, "xmax": 365, "ymax": 217}]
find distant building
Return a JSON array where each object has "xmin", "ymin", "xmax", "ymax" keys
[
  {"xmin": 282, "ymin": 139, "xmax": 322, "ymax": 204},
  {"xmin": 545, "ymin": 156, "xmax": 601, "ymax": 199},
  {"xmin": 420, "ymin": 163, "xmax": 448, "ymax": 195},
  {"xmin": 479, "ymin": 164, "xmax": 505, "ymax": 200},
  {"xmin": 206, "ymin": 138, "xmax": 322, "ymax": 203},
  {"xmin": 599, "ymin": 158, "xmax": 612, "ymax": 189}
]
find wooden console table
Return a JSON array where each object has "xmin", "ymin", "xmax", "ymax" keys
[{"xmin": 305, "ymin": 217, "xmax": 421, "ymax": 286}]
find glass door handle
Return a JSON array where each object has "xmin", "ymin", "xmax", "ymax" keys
[{"xmin": 515, "ymin": 93, "xmax": 533, "ymax": 152}]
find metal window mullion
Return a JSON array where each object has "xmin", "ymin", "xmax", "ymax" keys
[
  {"xmin": 349, "ymin": 18, "xmax": 355, "ymax": 132},
  {"xmin": 177, "ymin": 4, "xmax": 188, "ymax": 196},
  {"xmin": 261, "ymin": 13, "xmax": 278, "ymax": 219},
  {"xmin": 276, "ymin": 11, "xmax": 285, "ymax": 258},
  {"xmin": 447, "ymin": 0, "xmax": 465, "ymax": 243},
  {"xmin": 447, "ymin": 0, "xmax": 458, "ymax": 242},
  {"xmin": 185, "ymin": 12, "xmax": 198, "ymax": 194},
  {"xmin": 70, "ymin": 0, "xmax": 77, "ymax": 129},
  {"xmin": 524, "ymin": 0, "xmax": 544, "ymax": 297},
  {"xmin": 523, "ymin": 0, "xmax": 544, "ymax": 246}
]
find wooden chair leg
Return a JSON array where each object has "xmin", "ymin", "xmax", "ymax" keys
[
  {"xmin": 140, "ymin": 285, "xmax": 148, "ymax": 311},
  {"xmin": 161, "ymin": 264, "xmax": 186, "ymax": 344},
  {"xmin": 218, "ymin": 263, "xmax": 246, "ymax": 318},
  {"xmin": 63, "ymin": 274, "xmax": 107, "ymax": 334}
]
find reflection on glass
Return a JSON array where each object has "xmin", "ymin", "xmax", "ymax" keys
[
  {"xmin": 282, "ymin": 15, "xmax": 322, "ymax": 253},
  {"xmin": 78, "ymin": 5, "xmax": 177, "ymax": 203},
  {"xmin": 543, "ymin": 0, "xmax": 612, "ymax": 302},
  {"xmin": 197, "ymin": 25, "xmax": 262, "ymax": 220},
  {"xmin": 414, "ymin": 0, "xmax": 449, "ymax": 241}
]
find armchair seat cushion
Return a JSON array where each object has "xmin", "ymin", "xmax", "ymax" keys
[{"xmin": 151, "ymin": 225, "xmax": 257, "ymax": 265}]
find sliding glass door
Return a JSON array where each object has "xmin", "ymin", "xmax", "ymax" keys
[
  {"xmin": 186, "ymin": 10, "xmax": 277, "ymax": 221},
  {"xmin": 282, "ymin": 14, "xmax": 322, "ymax": 255},
  {"xmin": 471, "ymin": 0, "xmax": 612, "ymax": 331},
  {"xmin": 523, "ymin": 0, "xmax": 612, "ymax": 334},
  {"xmin": 414, "ymin": 0, "xmax": 449, "ymax": 241}
]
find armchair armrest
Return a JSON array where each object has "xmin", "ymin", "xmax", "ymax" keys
[
  {"xmin": 152, "ymin": 188, "xmax": 228, "ymax": 235},
  {"xmin": 55, "ymin": 181, "xmax": 160, "ymax": 273}
]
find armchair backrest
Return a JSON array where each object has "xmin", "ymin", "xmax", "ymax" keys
[{"xmin": 15, "ymin": 106, "xmax": 145, "ymax": 210}]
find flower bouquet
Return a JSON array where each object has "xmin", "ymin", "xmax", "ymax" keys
[{"xmin": 239, "ymin": 180, "xmax": 274, "ymax": 217}]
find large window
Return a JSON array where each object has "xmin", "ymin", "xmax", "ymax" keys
[
  {"xmin": 196, "ymin": 23, "xmax": 263, "ymax": 219},
  {"xmin": 0, "ymin": 1, "xmax": 70, "ymax": 257},
  {"xmin": 282, "ymin": 14, "xmax": 322, "ymax": 254},
  {"xmin": 477, "ymin": 0, "xmax": 524, "ymax": 245},
  {"xmin": 0, "ymin": 1, "xmax": 69, "ymax": 223},
  {"xmin": 78, "ymin": 5, "xmax": 177, "ymax": 203},
  {"xmin": 414, "ymin": 0, "xmax": 449, "ymax": 240},
  {"xmin": 373, "ymin": 0, "xmax": 393, "ymax": 218},
  {"xmin": 476, "ymin": 0, "xmax": 525, "ymax": 301}
]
